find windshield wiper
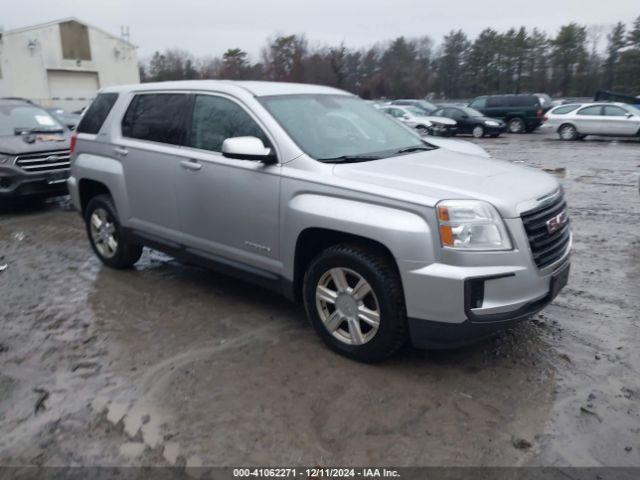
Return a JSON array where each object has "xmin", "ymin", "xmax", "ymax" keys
[
  {"xmin": 319, "ymin": 154, "xmax": 382, "ymax": 163},
  {"xmin": 395, "ymin": 146, "xmax": 433, "ymax": 154}
]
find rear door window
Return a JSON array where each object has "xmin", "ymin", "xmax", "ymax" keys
[
  {"xmin": 486, "ymin": 96, "xmax": 507, "ymax": 108},
  {"xmin": 121, "ymin": 93, "xmax": 191, "ymax": 145},
  {"xmin": 77, "ymin": 93, "xmax": 119, "ymax": 134},
  {"xmin": 577, "ymin": 106, "xmax": 603, "ymax": 116},
  {"xmin": 187, "ymin": 95, "xmax": 270, "ymax": 153}
]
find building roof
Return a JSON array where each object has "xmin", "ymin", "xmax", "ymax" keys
[
  {"xmin": 102, "ymin": 80, "xmax": 352, "ymax": 97},
  {"xmin": 3, "ymin": 17, "xmax": 136, "ymax": 48}
]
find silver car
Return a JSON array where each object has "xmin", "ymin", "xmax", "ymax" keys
[
  {"xmin": 68, "ymin": 81, "xmax": 571, "ymax": 362},
  {"xmin": 542, "ymin": 102, "xmax": 640, "ymax": 140},
  {"xmin": 379, "ymin": 105, "xmax": 457, "ymax": 136}
]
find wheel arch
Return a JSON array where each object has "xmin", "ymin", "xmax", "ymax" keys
[{"xmin": 78, "ymin": 178, "xmax": 112, "ymax": 214}]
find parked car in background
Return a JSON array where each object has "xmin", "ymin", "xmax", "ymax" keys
[
  {"xmin": 47, "ymin": 108, "xmax": 82, "ymax": 131},
  {"xmin": 469, "ymin": 94, "xmax": 544, "ymax": 134},
  {"xmin": 389, "ymin": 99, "xmax": 439, "ymax": 115},
  {"xmin": 379, "ymin": 105, "xmax": 457, "ymax": 136},
  {"xmin": 0, "ymin": 98, "xmax": 71, "ymax": 200},
  {"xmin": 69, "ymin": 80, "xmax": 570, "ymax": 361},
  {"xmin": 542, "ymin": 102, "xmax": 640, "ymax": 140},
  {"xmin": 431, "ymin": 106, "xmax": 506, "ymax": 138}
]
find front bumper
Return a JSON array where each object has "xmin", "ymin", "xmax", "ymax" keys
[
  {"xmin": 0, "ymin": 165, "xmax": 69, "ymax": 199},
  {"xmin": 400, "ymin": 217, "xmax": 571, "ymax": 348}
]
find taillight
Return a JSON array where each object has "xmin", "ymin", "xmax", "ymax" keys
[
  {"xmin": 537, "ymin": 109, "xmax": 544, "ymax": 118},
  {"xmin": 70, "ymin": 133, "xmax": 78, "ymax": 154},
  {"xmin": 543, "ymin": 116, "xmax": 549, "ymax": 122}
]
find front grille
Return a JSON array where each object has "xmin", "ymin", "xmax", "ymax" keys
[
  {"xmin": 521, "ymin": 192, "xmax": 571, "ymax": 269},
  {"xmin": 15, "ymin": 149, "xmax": 71, "ymax": 173}
]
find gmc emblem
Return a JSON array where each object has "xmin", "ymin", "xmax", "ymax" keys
[{"xmin": 546, "ymin": 210, "xmax": 568, "ymax": 234}]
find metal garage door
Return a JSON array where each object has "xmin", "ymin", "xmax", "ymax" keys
[{"xmin": 47, "ymin": 70, "xmax": 99, "ymax": 111}]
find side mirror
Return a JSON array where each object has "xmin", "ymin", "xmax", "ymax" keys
[
  {"xmin": 402, "ymin": 114, "xmax": 410, "ymax": 120},
  {"xmin": 626, "ymin": 113, "xmax": 634, "ymax": 118},
  {"xmin": 222, "ymin": 136, "xmax": 277, "ymax": 164}
]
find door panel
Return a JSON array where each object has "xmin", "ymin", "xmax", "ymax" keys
[
  {"xmin": 602, "ymin": 106, "xmax": 637, "ymax": 136},
  {"xmin": 574, "ymin": 106, "xmax": 603, "ymax": 134},
  {"xmin": 118, "ymin": 93, "xmax": 191, "ymax": 242},
  {"xmin": 176, "ymin": 94, "xmax": 281, "ymax": 274}
]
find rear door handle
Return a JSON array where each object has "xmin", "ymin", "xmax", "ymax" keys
[
  {"xmin": 113, "ymin": 146, "xmax": 128, "ymax": 157},
  {"xmin": 180, "ymin": 159, "xmax": 202, "ymax": 171}
]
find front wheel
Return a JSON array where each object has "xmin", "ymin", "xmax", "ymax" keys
[
  {"xmin": 558, "ymin": 124, "xmax": 578, "ymax": 141},
  {"xmin": 472, "ymin": 125, "xmax": 485, "ymax": 138},
  {"xmin": 85, "ymin": 194, "xmax": 143, "ymax": 269},
  {"xmin": 303, "ymin": 244, "xmax": 408, "ymax": 362}
]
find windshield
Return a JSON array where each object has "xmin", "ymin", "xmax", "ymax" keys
[
  {"xmin": 0, "ymin": 105, "xmax": 65, "ymax": 136},
  {"xmin": 626, "ymin": 105, "xmax": 640, "ymax": 116},
  {"xmin": 460, "ymin": 107, "xmax": 483, "ymax": 117},
  {"xmin": 405, "ymin": 106, "xmax": 426, "ymax": 116},
  {"xmin": 259, "ymin": 94, "xmax": 427, "ymax": 162}
]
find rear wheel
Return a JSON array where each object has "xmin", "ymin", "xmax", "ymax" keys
[
  {"xmin": 472, "ymin": 125, "xmax": 485, "ymax": 138},
  {"xmin": 558, "ymin": 124, "xmax": 578, "ymax": 141},
  {"xmin": 303, "ymin": 244, "xmax": 408, "ymax": 362},
  {"xmin": 507, "ymin": 117, "xmax": 525, "ymax": 134},
  {"xmin": 85, "ymin": 195, "xmax": 143, "ymax": 269}
]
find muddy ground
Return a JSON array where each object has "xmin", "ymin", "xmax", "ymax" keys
[{"xmin": 0, "ymin": 132, "xmax": 639, "ymax": 469}]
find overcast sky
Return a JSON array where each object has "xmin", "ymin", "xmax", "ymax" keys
[{"xmin": 1, "ymin": 0, "xmax": 638, "ymax": 59}]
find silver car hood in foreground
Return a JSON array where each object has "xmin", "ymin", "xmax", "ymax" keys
[
  {"xmin": 425, "ymin": 137, "xmax": 491, "ymax": 158},
  {"xmin": 332, "ymin": 149, "xmax": 558, "ymax": 218}
]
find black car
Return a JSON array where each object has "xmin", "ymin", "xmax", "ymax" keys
[
  {"xmin": 468, "ymin": 94, "xmax": 544, "ymax": 133},
  {"xmin": 431, "ymin": 106, "xmax": 505, "ymax": 138},
  {"xmin": 0, "ymin": 98, "xmax": 71, "ymax": 201}
]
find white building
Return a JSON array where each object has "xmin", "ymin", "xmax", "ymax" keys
[{"xmin": 0, "ymin": 18, "xmax": 139, "ymax": 111}]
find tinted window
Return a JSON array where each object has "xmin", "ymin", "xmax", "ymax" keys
[
  {"xmin": 486, "ymin": 96, "xmax": 508, "ymax": 107},
  {"xmin": 188, "ymin": 95, "xmax": 269, "ymax": 152},
  {"xmin": 444, "ymin": 108, "xmax": 461, "ymax": 118},
  {"xmin": 77, "ymin": 93, "xmax": 118, "ymax": 134},
  {"xmin": 122, "ymin": 94, "xmax": 190, "ymax": 145},
  {"xmin": 603, "ymin": 106, "xmax": 627, "ymax": 116},
  {"xmin": 470, "ymin": 97, "xmax": 487, "ymax": 109},
  {"xmin": 577, "ymin": 106, "xmax": 602, "ymax": 116},
  {"xmin": 552, "ymin": 105, "xmax": 580, "ymax": 115}
]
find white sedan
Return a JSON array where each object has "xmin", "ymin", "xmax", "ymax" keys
[
  {"xmin": 379, "ymin": 105, "xmax": 457, "ymax": 136},
  {"xmin": 542, "ymin": 102, "xmax": 640, "ymax": 140}
]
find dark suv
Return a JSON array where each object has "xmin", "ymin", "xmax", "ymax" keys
[
  {"xmin": 468, "ymin": 94, "xmax": 544, "ymax": 133},
  {"xmin": 0, "ymin": 98, "xmax": 72, "ymax": 200}
]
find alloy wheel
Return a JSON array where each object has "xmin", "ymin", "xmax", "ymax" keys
[
  {"xmin": 472, "ymin": 126, "xmax": 484, "ymax": 138},
  {"xmin": 315, "ymin": 267, "xmax": 380, "ymax": 346},
  {"xmin": 89, "ymin": 208, "xmax": 118, "ymax": 258}
]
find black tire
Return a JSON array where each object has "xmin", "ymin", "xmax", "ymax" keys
[
  {"xmin": 84, "ymin": 194, "xmax": 143, "ymax": 269},
  {"xmin": 507, "ymin": 117, "xmax": 525, "ymax": 134},
  {"xmin": 303, "ymin": 244, "xmax": 408, "ymax": 362},
  {"xmin": 558, "ymin": 123, "xmax": 578, "ymax": 141},
  {"xmin": 472, "ymin": 125, "xmax": 485, "ymax": 138}
]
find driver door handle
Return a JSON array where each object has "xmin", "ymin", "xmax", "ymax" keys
[
  {"xmin": 180, "ymin": 159, "xmax": 202, "ymax": 171},
  {"xmin": 113, "ymin": 146, "xmax": 128, "ymax": 157}
]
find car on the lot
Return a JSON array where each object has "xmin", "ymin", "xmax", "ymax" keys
[
  {"xmin": 0, "ymin": 98, "xmax": 71, "ymax": 200},
  {"xmin": 431, "ymin": 106, "xmax": 506, "ymax": 138},
  {"xmin": 389, "ymin": 99, "xmax": 439, "ymax": 115},
  {"xmin": 379, "ymin": 105, "xmax": 457, "ymax": 136},
  {"xmin": 468, "ymin": 94, "xmax": 545, "ymax": 134},
  {"xmin": 69, "ymin": 81, "xmax": 571, "ymax": 362},
  {"xmin": 542, "ymin": 102, "xmax": 640, "ymax": 140},
  {"xmin": 47, "ymin": 108, "xmax": 82, "ymax": 131}
]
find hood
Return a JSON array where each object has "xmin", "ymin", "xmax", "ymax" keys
[
  {"xmin": 332, "ymin": 148, "xmax": 559, "ymax": 218},
  {"xmin": 0, "ymin": 133, "xmax": 71, "ymax": 155},
  {"xmin": 425, "ymin": 137, "xmax": 490, "ymax": 158}
]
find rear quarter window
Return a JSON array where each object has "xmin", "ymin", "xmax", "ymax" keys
[
  {"xmin": 552, "ymin": 105, "xmax": 580, "ymax": 115},
  {"xmin": 77, "ymin": 93, "xmax": 119, "ymax": 134}
]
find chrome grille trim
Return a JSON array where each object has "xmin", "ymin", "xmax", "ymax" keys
[{"xmin": 14, "ymin": 149, "xmax": 71, "ymax": 173}]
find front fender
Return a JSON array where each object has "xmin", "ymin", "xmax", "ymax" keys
[{"xmin": 282, "ymin": 193, "xmax": 436, "ymax": 281}]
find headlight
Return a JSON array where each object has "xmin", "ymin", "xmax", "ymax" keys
[
  {"xmin": 436, "ymin": 200, "xmax": 512, "ymax": 251},
  {"xmin": 485, "ymin": 120, "xmax": 500, "ymax": 127},
  {"xmin": 0, "ymin": 154, "xmax": 11, "ymax": 164}
]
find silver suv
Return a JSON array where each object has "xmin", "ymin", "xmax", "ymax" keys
[{"xmin": 68, "ymin": 81, "xmax": 571, "ymax": 362}]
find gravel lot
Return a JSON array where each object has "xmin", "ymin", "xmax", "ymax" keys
[{"xmin": 0, "ymin": 131, "xmax": 639, "ymax": 468}]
